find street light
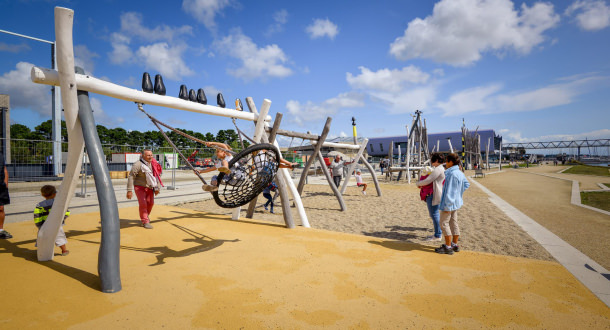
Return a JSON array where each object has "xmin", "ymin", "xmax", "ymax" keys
[{"xmin": 0, "ymin": 28, "xmax": 62, "ymax": 175}]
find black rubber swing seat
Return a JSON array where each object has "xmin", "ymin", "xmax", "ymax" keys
[{"xmin": 212, "ymin": 143, "xmax": 281, "ymax": 208}]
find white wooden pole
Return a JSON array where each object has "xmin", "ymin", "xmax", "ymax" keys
[
  {"xmin": 38, "ymin": 7, "xmax": 84, "ymax": 261},
  {"xmin": 31, "ymin": 66, "xmax": 271, "ymax": 123},
  {"xmin": 232, "ymin": 99, "xmax": 271, "ymax": 220},
  {"xmin": 486, "ymin": 137, "xmax": 490, "ymax": 170},
  {"xmin": 246, "ymin": 98, "xmax": 308, "ymax": 227}
]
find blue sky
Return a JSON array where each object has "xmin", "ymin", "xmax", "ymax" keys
[{"xmin": 1, "ymin": 0, "xmax": 609, "ymax": 146}]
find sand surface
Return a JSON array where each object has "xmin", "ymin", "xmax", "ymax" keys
[
  {"xmin": 179, "ymin": 180, "xmax": 556, "ymax": 262},
  {"xmin": 1, "ymin": 205, "xmax": 608, "ymax": 328}
]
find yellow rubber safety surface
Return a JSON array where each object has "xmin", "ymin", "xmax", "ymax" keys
[{"xmin": 1, "ymin": 205, "xmax": 609, "ymax": 329}]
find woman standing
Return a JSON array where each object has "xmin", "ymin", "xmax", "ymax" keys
[{"xmin": 416, "ymin": 153, "xmax": 445, "ymax": 241}]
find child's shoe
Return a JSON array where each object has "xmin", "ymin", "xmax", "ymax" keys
[
  {"xmin": 202, "ymin": 184, "xmax": 218, "ymax": 192},
  {"xmin": 61, "ymin": 250, "xmax": 70, "ymax": 256},
  {"xmin": 362, "ymin": 191, "xmax": 366, "ymax": 195}
]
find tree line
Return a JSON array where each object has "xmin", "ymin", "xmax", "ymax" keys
[
  {"xmin": 10, "ymin": 120, "xmax": 249, "ymax": 150},
  {"xmin": 9, "ymin": 120, "xmax": 250, "ymax": 164}
]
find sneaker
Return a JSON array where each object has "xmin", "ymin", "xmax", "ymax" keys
[
  {"xmin": 451, "ymin": 244, "xmax": 460, "ymax": 252},
  {"xmin": 202, "ymin": 184, "xmax": 218, "ymax": 192},
  {"xmin": 264, "ymin": 206, "xmax": 268, "ymax": 211},
  {"xmin": 362, "ymin": 191, "xmax": 366, "ymax": 195},
  {"xmin": 270, "ymin": 209, "xmax": 274, "ymax": 213},
  {"xmin": 424, "ymin": 236, "xmax": 441, "ymax": 241},
  {"xmin": 434, "ymin": 244, "xmax": 454, "ymax": 255},
  {"xmin": 61, "ymin": 251, "xmax": 70, "ymax": 256},
  {"xmin": 218, "ymin": 166, "xmax": 231, "ymax": 174},
  {"xmin": 142, "ymin": 223, "xmax": 153, "ymax": 229},
  {"xmin": 0, "ymin": 230, "xmax": 13, "ymax": 239}
]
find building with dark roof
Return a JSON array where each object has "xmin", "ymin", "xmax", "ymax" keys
[{"xmin": 366, "ymin": 129, "xmax": 502, "ymax": 158}]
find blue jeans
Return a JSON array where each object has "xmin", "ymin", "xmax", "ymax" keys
[{"xmin": 426, "ymin": 195, "xmax": 442, "ymax": 238}]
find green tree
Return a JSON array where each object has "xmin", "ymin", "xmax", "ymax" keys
[{"xmin": 10, "ymin": 124, "xmax": 32, "ymax": 139}]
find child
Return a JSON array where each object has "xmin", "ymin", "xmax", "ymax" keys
[
  {"xmin": 199, "ymin": 141, "xmax": 233, "ymax": 192},
  {"xmin": 354, "ymin": 170, "xmax": 367, "ymax": 195},
  {"xmin": 418, "ymin": 166, "xmax": 435, "ymax": 202},
  {"xmin": 435, "ymin": 153, "xmax": 470, "ymax": 255},
  {"xmin": 262, "ymin": 181, "xmax": 277, "ymax": 213},
  {"xmin": 34, "ymin": 185, "xmax": 70, "ymax": 256}
]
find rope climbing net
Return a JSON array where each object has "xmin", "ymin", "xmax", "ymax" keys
[{"xmin": 212, "ymin": 143, "xmax": 280, "ymax": 208}]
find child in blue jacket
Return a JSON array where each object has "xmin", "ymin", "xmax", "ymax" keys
[{"xmin": 435, "ymin": 153, "xmax": 470, "ymax": 255}]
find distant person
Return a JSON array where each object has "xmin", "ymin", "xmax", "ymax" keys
[
  {"xmin": 330, "ymin": 155, "xmax": 345, "ymax": 188},
  {"xmin": 416, "ymin": 153, "xmax": 445, "ymax": 242},
  {"xmin": 380, "ymin": 159, "xmax": 385, "ymax": 175},
  {"xmin": 34, "ymin": 185, "xmax": 70, "ymax": 256},
  {"xmin": 0, "ymin": 152, "xmax": 11, "ymax": 239},
  {"xmin": 127, "ymin": 149, "xmax": 162, "ymax": 229},
  {"xmin": 354, "ymin": 170, "xmax": 368, "ymax": 195},
  {"xmin": 435, "ymin": 153, "xmax": 470, "ymax": 255},
  {"xmin": 262, "ymin": 181, "xmax": 277, "ymax": 213}
]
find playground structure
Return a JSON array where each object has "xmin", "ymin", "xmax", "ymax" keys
[
  {"xmin": 386, "ymin": 110, "xmax": 429, "ymax": 183},
  {"xmin": 243, "ymin": 114, "xmax": 382, "ymax": 215},
  {"xmin": 29, "ymin": 7, "xmax": 309, "ymax": 293}
]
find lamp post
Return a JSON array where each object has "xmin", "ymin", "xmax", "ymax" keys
[{"xmin": 0, "ymin": 29, "xmax": 62, "ymax": 175}]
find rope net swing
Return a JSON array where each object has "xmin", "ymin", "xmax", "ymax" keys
[{"xmin": 136, "ymin": 103, "xmax": 280, "ymax": 208}]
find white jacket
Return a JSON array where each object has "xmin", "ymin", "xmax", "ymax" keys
[{"xmin": 416, "ymin": 165, "xmax": 445, "ymax": 206}]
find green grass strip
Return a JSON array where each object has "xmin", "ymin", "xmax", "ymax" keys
[
  {"xmin": 564, "ymin": 165, "xmax": 610, "ymax": 177},
  {"xmin": 580, "ymin": 191, "xmax": 610, "ymax": 212}
]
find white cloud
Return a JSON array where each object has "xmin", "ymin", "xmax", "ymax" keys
[
  {"xmin": 108, "ymin": 33, "xmax": 134, "ymax": 65},
  {"xmin": 286, "ymin": 92, "xmax": 365, "ymax": 125},
  {"xmin": 345, "ymin": 65, "xmax": 437, "ymax": 114},
  {"xmin": 213, "ymin": 29, "xmax": 292, "ymax": 80},
  {"xmin": 0, "ymin": 42, "xmax": 31, "ymax": 53},
  {"xmin": 265, "ymin": 9, "xmax": 288, "ymax": 36},
  {"xmin": 565, "ymin": 0, "xmax": 610, "ymax": 31},
  {"xmin": 305, "ymin": 18, "xmax": 339, "ymax": 40},
  {"xmin": 107, "ymin": 12, "xmax": 195, "ymax": 80},
  {"xmin": 437, "ymin": 75, "xmax": 608, "ymax": 116},
  {"xmin": 136, "ymin": 43, "xmax": 194, "ymax": 80},
  {"xmin": 389, "ymin": 0, "xmax": 560, "ymax": 66},
  {"xmin": 346, "ymin": 66, "xmax": 430, "ymax": 93},
  {"xmin": 120, "ymin": 12, "xmax": 193, "ymax": 41},
  {"xmin": 437, "ymin": 84, "xmax": 503, "ymax": 115},
  {"xmin": 0, "ymin": 62, "xmax": 50, "ymax": 116},
  {"xmin": 182, "ymin": 0, "xmax": 233, "ymax": 33},
  {"xmin": 74, "ymin": 45, "xmax": 99, "ymax": 75},
  {"xmin": 370, "ymin": 87, "xmax": 438, "ymax": 114}
]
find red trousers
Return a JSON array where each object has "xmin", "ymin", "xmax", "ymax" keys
[{"xmin": 134, "ymin": 185, "xmax": 154, "ymax": 224}]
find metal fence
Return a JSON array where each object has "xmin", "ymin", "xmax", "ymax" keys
[{"xmin": 3, "ymin": 138, "xmax": 226, "ymax": 182}]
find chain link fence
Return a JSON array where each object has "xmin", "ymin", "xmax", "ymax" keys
[{"xmin": 3, "ymin": 138, "xmax": 229, "ymax": 182}]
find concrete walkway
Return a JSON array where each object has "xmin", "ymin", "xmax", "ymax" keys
[{"xmin": 471, "ymin": 170, "xmax": 610, "ymax": 307}]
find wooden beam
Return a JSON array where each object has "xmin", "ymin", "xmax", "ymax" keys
[
  {"xmin": 317, "ymin": 150, "xmax": 346, "ymax": 211},
  {"xmin": 297, "ymin": 117, "xmax": 332, "ymax": 195},
  {"xmin": 264, "ymin": 127, "xmax": 319, "ymax": 140}
]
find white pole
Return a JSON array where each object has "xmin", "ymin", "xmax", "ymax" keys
[
  {"xmin": 38, "ymin": 7, "xmax": 85, "ymax": 261},
  {"xmin": 406, "ymin": 125, "xmax": 411, "ymax": 184},
  {"xmin": 31, "ymin": 66, "xmax": 271, "ymax": 123},
  {"xmin": 233, "ymin": 99, "xmax": 271, "ymax": 220}
]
